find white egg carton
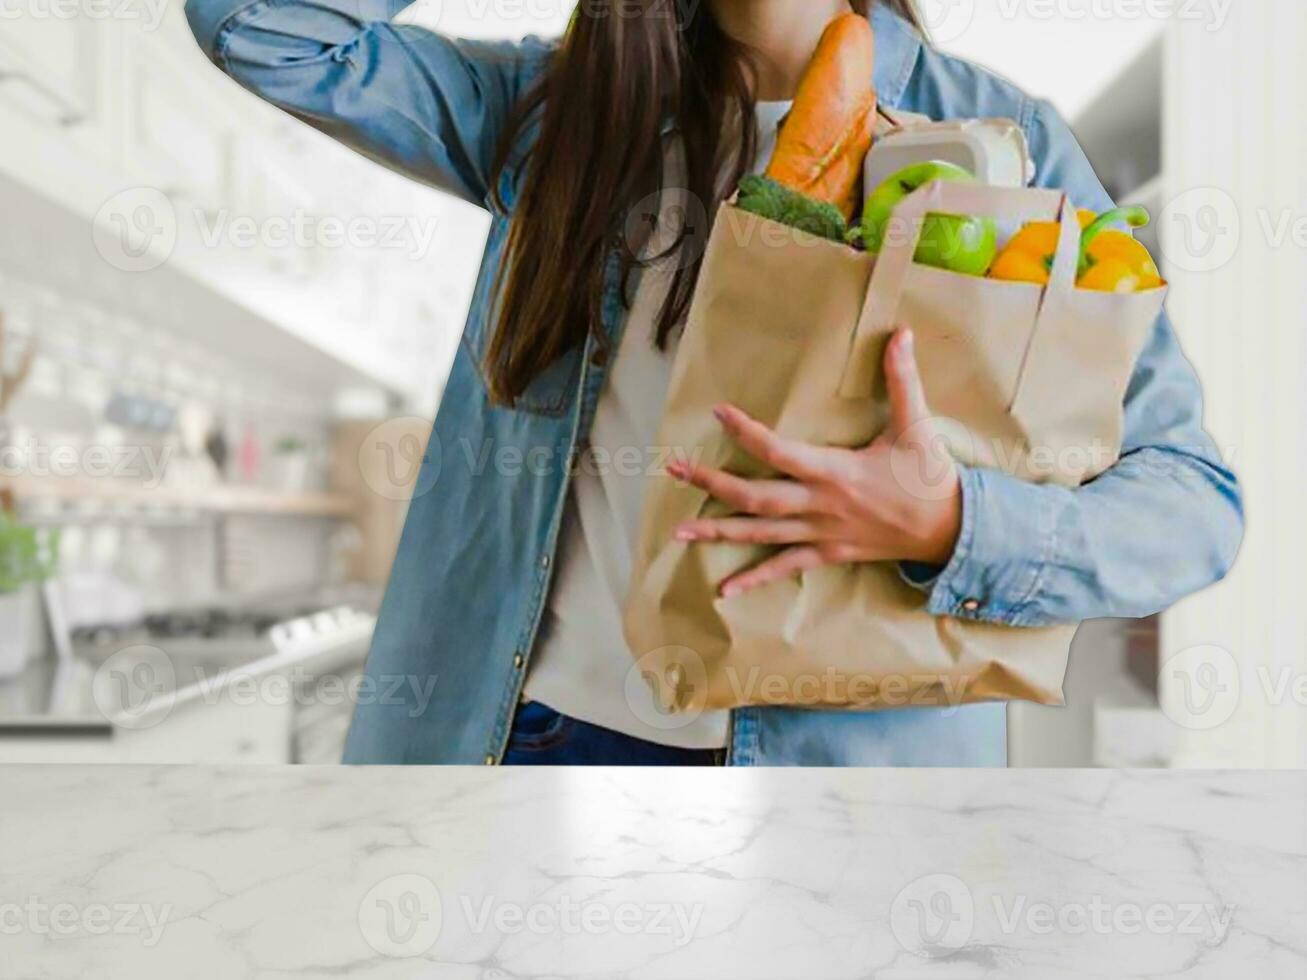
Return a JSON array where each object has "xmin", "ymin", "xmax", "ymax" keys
[{"xmin": 865, "ymin": 113, "xmax": 1036, "ymax": 195}]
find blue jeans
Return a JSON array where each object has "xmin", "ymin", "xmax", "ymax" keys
[{"xmin": 502, "ymin": 702, "xmax": 724, "ymax": 766}]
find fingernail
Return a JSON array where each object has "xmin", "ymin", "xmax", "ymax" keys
[
  {"xmin": 900, "ymin": 329, "xmax": 915, "ymax": 355},
  {"xmin": 675, "ymin": 527, "xmax": 695, "ymax": 541},
  {"xmin": 720, "ymin": 582, "xmax": 739, "ymax": 598},
  {"xmin": 712, "ymin": 405, "xmax": 730, "ymax": 422}
]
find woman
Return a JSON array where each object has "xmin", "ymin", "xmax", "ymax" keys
[{"xmin": 185, "ymin": 0, "xmax": 1243, "ymax": 766}]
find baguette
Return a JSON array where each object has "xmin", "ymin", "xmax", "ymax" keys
[{"xmin": 764, "ymin": 13, "xmax": 877, "ymax": 220}]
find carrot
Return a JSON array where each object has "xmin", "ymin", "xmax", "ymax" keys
[{"xmin": 764, "ymin": 13, "xmax": 877, "ymax": 221}]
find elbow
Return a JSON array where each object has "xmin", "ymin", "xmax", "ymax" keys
[
  {"xmin": 1183, "ymin": 455, "xmax": 1244, "ymax": 592},
  {"xmin": 183, "ymin": 0, "xmax": 226, "ymax": 63},
  {"xmin": 1208, "ymin": 476, "xmax": 1245, "ymax": 587},
  {"xmin": 1124, "ymin": 450, "xmax": 1244, "ymax": 615}
]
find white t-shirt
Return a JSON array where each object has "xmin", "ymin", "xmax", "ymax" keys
[{"xmin": 522, "ymin": 102, "xmax": 793, "ymax": 748}]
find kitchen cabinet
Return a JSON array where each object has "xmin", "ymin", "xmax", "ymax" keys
[
  {"xmin": 123, "ymin": 33, "xmax": 235, "ymax": 210},
  {"xmin": 116, "ymin": 690, "xmax": 293, "ymax": 763},
  {"xmin": 230, "ymin": 145, "xmax": 326, "ymax": 282},
  {"xmin": 0, "ymin": 696, "xmax": 292, "ymax": 764},
  {"xmin": 0, "ymin": 3, "xmax": 468, "ymax": 411},
  {"xmin": 0, "ymin": 9, "xmax": 120, "ymax": 190},
  {"xmin": 0, "ymin": 10, "xmax": 99, "ymax": 129}
]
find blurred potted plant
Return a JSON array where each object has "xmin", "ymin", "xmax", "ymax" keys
[
  {"xmin": 0, "ymin": 511, "xmax": 59, "ymax": 677},
  {"xmin": 267, "ymin": 435, "xmax": 311, "ymax": 493}
]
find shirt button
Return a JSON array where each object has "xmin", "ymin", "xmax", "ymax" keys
[
  {"xmin": 483, "ymin": 754, "xmax": 495, "ymax": 766},
  {"xmin": 540, "ymin": 554, "xmax": 551, "ymax": 570},
  {"xmin": 513, "ymin": 653, "xmax": 525, "ymax": 669},
  {"xmin": 962, "ymin": 599, "xmax": 982, "ymax": 613},
  {"xmin": 589, "ymin": 346, "xmax": 609, "ymax": 367}
]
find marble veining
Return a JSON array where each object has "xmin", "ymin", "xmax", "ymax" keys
[{"xmin": 1, "ymin": 767, "xmax": 1304, "ymax": 978}]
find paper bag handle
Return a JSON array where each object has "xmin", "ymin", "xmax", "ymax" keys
[{"xmin": 839, "ymin": 182, "xmax": 1079, "ymax": 400}]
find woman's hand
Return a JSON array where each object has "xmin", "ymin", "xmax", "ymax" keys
[{"xmin": 667, "ymin": 328, "xmax": 962, "ymax": 598}]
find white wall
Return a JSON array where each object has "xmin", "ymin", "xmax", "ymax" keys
[{"xmin": 1159, "ymin": 1, "xmax": 1307, "ymax": 767}]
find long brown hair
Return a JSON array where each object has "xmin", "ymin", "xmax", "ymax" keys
[{"xmin": 485, "ymin": 1, "xmax": 921, "ymax": 406}]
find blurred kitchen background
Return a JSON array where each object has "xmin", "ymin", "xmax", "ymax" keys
[{"xmin": 0, "ymin": 1, "xmax": 1300, "ymax": 766}]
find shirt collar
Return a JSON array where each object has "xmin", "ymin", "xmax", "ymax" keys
[{"xmin": 869, "ymin": 2, "xmax": 924, "ymax": 109}]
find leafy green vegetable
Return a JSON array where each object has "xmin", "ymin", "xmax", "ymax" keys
[
  {"xmin": 0, "ymin": 512, "xmax": 59, "ymax": 594},
  {"xmin": 736, "ymin": 176, "xmax": 848, "ymax": 243}
]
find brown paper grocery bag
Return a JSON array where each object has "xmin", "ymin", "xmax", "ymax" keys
[{"xmin": 623, "ymin": 181, "xmax": 1166, "ymax": 714}]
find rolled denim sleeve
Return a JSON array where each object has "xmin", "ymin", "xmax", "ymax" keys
[
  {"xmin": 184, "ymin": 0, "xmax": 550, "ymax": 208},
  {"xmin": 902, "ymin": 99, "xmax": 1244, "ymax": 626}
]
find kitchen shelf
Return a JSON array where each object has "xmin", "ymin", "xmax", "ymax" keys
[{"xmin": 5, "ymin": 475, "xmax": 356, "ymax": 518}]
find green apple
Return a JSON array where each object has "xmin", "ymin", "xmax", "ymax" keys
[{"xmin": 860, "ymin": 161, "xmax": 998, "ymax": 276}]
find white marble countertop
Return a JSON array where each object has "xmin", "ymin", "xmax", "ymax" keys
[{"xmin": 2, "ymin": 767, "xmax": 1304, "ymax": 979}]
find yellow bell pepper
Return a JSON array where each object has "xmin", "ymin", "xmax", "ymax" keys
[
  {"xmin": 1078, "ymin": 211, "xmax": 1163, "ymax": 292},
  {"xmin": 989, "ymin": 209, "xmax": 1095, "ymax": 285},
  {"xmin": 989, "ymin": 206, "xmax": 1162, "ymax": 292}
]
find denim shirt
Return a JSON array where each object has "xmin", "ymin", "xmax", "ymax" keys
[{"xmin": 185, "ymin": 0, "xmax": 1243, "ymax": 766}]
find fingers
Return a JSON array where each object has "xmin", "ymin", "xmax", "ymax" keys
[
  {"xmin": 712, "ymin": 405, "xmax": 830, "ymax": 480},
  {"xmin": 884, "ymin": 328, "xmax": 931, "ymax": 437},
  {"xmin": 675, "ymin": 517, "xmax": 818, "ymax": 546},
  {"xmin": 667, "ymin": 460, "xmax": 812, "ymax": 517},
  {"xmin": 719, "ymin": 546, "xmax": 828, "ymax": 598}
]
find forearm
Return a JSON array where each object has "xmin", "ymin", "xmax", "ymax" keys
[
  {"xmin": 909, "ymin": 444, "xmax": 1242, "ymax": 626},
  {"xmin": 184, "ymin": 0, "xmax": 545, "ymax": 206},
  {"xmin": 901, "ymin": 98, "xmax": 1247, "ymax": 627}
]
